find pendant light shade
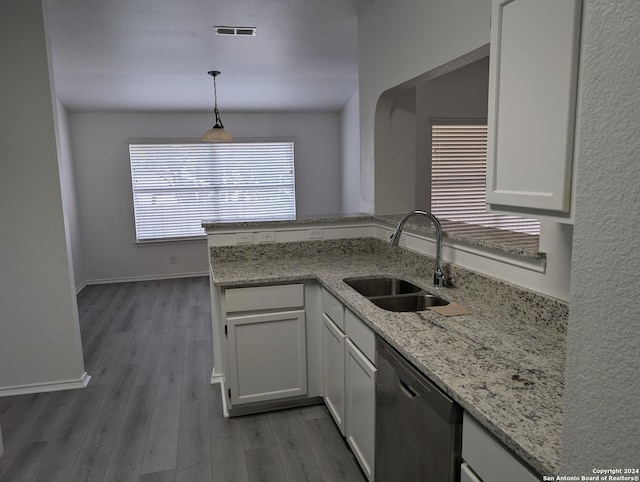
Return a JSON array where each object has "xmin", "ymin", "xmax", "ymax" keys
[{"xmin": 202, "ymin": 70, "xmax": 233, "ymax": 142}]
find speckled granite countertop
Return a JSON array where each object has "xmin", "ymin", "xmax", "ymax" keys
[
  {"xmin": 202, "ymin": 213, "xmax": 373, "ymax": 230},
  {"xmin": 208, "ymin": 239, "xmax": 566, "ymax": 476},
  {"xmin": 202, "ymin": 212, "xmax": 544, "ymax": 260}
]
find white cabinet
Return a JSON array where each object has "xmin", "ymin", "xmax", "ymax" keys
[
  {"xmin": 321, "ymin": 288, "xmax": 377, "ymax": 481},
  {"xmin": 462, "ymin": 412, "xmax": 539, "ymax": 482},
  {"xmin": 461, "ymin": 463, "xmax": 483, "ymax": 482},
  {"xmin": 223, "ymin": 284, "xmax": 307, "ymax": 406},
  {"xmin": 486, "ymin": 0, "xmax": 582, "ymax": 219},
  {"xmin": 322, "ymin": 314, "xmax": 346, "ymax": 434},
  {"xmin": 345, "ymin": 338, "xmax": 377, "ymax": 481}
]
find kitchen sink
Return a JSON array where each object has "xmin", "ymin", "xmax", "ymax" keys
[
  {"xmin": 344, "ymin": 277, "xmax": 422, "ymax": 297},
  {"xmin": 344, "ymin": 276, "xmax": 449, "ymax": 312},
  {"xmin": 369, "ymin": 294, "xmax": 449, "ymax": 312}
]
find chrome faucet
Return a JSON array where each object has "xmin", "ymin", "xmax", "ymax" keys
[{"xmin": 389, "ymin": 210, "xmax": 448, "ymax": 288}]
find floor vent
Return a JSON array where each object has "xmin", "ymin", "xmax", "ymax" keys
[{"xmin": 214, "ymin": 26, "xmax": 257, "ymax": 37}]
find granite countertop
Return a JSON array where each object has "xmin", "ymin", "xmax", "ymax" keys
[
  {"xmin": 208, "ymin": 243, "xmax": 566, "ymax": 476},
  {"xmin": 202, "ymin": 212, "xmax": 544, "ymax": 260},
  {"xmin": 202, "ymin": 213, "xmax": 373, "ymax": 230}
]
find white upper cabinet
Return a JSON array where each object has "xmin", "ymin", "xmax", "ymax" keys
[{"xmin": 486, "ymin": 0, "xmax": 582, "ymax": 218}]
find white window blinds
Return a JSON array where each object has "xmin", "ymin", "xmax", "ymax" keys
[
  {"xmin": 431, "ymin": 123, "xmax": 541, "ymax": 236},
  {"xmin": 129, "ymin": 142, "xmax": 296, "ymax": 242}
]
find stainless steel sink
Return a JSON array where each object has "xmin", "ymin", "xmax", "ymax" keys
[
  {"xmin": 369, "ymin": 294, "xmax": 449, "ymax": 312},
  {"xmin": 343, "ymin": 276, "xmax": 449, "ymax": 312},
  {"xmin": 344, "ymin": 277, "xmax": 422, "ymax": 297}
]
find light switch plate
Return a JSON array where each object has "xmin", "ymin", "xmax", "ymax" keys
[
  {"xmin": 236, "ymin": 232, "xmax": 254, "ymax": 244},
  {"xmin": 256, "ymin": 231, "xmax": 275, "ymax": 243}
]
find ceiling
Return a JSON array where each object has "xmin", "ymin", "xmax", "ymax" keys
[{"xmin": 44, "ymin": 0, "xmax": 367, "ymax": 113}]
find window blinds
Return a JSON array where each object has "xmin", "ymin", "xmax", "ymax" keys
[
  {"xmin": 129, "ymin": 142, "xmax": 296, "ymax": 241},
  {"xmin": 431, "ymin": 123, "xmax": 541, "ymax": 236}
]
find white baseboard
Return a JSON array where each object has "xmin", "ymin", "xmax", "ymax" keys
[
  {"xmin": 79, "ymin": 271, "xmax": 209, "ymax": 290},
  {"xmin": 0, "ymin": 372, "xmax": 91, "ymax": 397},
  {"xmin": 76, "ymin": 280, "xmax": 88, "ymax": 294},
  {"xmin": 210, "ymin": 369, "xmax": 223, "ymax": 385},
  {"xmin": 220, "ymin": 380, "xmax": 229, "ymax": 418}
]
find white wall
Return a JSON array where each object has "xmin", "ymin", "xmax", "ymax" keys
[
  {"xmin": 341, "ymin": 90, "xmax": 361, "ymax": 213},
  {"xmin": 358, "ymin": 0, "xmax": 492, "ymax": 213},
  {"xmin": 56, "ymin": 100, "xmax": 85, "ymax": 288},
  {"xmin": 562, "ymin": 0, "xmax": 640, "ymax": 473},
  {"xmin": 70, "ymin": 111, "xmax": 343, "ymax": 283},
  {"xmin": 0, "ymin": 0, "xmax": 86, "ymax": 394}
]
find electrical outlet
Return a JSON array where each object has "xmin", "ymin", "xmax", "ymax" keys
[
  {"xmin": 307, "ymin": 229, "xmax": 323, "ymax": 239},
  {"xmin": 169, "ymin": 256, "xmax": 177, "ymax": 264},
  {"xmin": 236, "ymin": 232, "xmax": 254, "ymax": 244},
  {"xmin": 256, "ymin": 231, "xmax": 276, "ymax": 243}
]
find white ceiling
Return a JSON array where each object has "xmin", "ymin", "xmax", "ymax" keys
[{"xmin": 44, "ymin": 0, "xmax": 365, "ymax": 112}]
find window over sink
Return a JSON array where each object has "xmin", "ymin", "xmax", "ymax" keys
[{"xmin": 128, "ymin": 141, "xmax": 296, "ymax": 242}]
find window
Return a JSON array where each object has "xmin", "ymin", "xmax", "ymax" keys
[
  {"xmin": 129, "ymin": 141, "xmax": 296, "ymax": 242},
  {"xmin": 430, "ymin": 121, "xmax": 541, "ymax": 240}
]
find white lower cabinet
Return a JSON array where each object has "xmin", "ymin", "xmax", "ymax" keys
[
  {"xmin": 321, "ymin": 288, "xmax": 377, "ymax": 481},
  {"xmin": 345, "ymin": 338, "xmax": 377, "ymax": 481},
  {"xmin": 462, "ymin": 412, "xmax": 539, "ymax": 482},
  {"xmin": 223, "ymin": 284, "xmax": 308, "ymax": 407},
  {"xmin": 226, "ymin": 309, "xmax": 307, "ymax": 405},
  {"xmin": 322, "ymin": 313, "xmax": 346, "ymax": 434},
  {"xmin": 461, "ymin": 463, "xmax": 483, "ymax": 482}
]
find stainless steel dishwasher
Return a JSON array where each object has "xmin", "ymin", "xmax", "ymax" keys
[{"xmin": 375, "ymin": 336, "xmax": 462, "ymax": 482}]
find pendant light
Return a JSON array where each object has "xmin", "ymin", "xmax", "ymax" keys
[{"xmin": 202, "ymin": 70, "xmax": 233, "ymax": 142}]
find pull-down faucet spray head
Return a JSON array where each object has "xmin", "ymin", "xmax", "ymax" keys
[{"xmin": 389, "ymin": 210, "xmax": 448, "ymax": 288}]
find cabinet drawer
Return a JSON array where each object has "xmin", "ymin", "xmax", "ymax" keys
[
  {"xmin": 462, "ymin": 412, "xmax": 539, "ymax": 482},
  {"xmin": 225, "ymin": 284, "xmax": 304, "ymax": 313},
  {"xmin": 322, "ymin": 288, "xmax": 345, "ymax": 331},
  {"xmin": 345, "ymin": 309, "xmax": 375, "ymax": 364}
]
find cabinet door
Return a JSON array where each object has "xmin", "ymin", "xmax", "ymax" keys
[
  {"xmin": 486, "ymin": 0, "xmax": 582, "ymax": 214},
  {"xmin": 226, "ymin": 309, "xmax": 307, "ymax": 405},
  {"xmin": 322, "ymin": 314, "xmax": 346, "ymax": 435},
  {"xmin": 346, "ymin": 338, "xmax": 377, "ymax": 481},
  {"xmin": 462, "ymin": 412, "xmax": 540, "ymax": 482},
  {"xmin": 460, "ymin": 463, "xmax": 482, "ymax": 482}
]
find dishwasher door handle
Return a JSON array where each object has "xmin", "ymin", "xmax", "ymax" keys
[{"xmin": 398, "ymin": 378, "xmax": 419, "ymax": 399}]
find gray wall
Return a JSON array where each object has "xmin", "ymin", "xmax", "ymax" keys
[
  {"xmin": 415, "ymin": 57, "xmax": 490, "ymax": 209},
  {"xmin": 562, "ymin": 0, "xmax": 640, "ymax": 472},
  {"xmin": 341, "ymin": 90, "xmax": 362, "ymax": 213},
  {"xmin": 358, "ymin": 0, "xmax": 492, "ymax": 213},
  {"xmin": 70, "ymin": 111, "xmax": 343, "ymax": 284},
  {"xmin": 56, "ymin": 100, "xmax": 85, "ymax": 288},
  {"xmin": 374, "ymin": 87, "xmax": 417, "ymax": 214},
  {"xmin": 0, "ymin": 0, "xmax": 86, "ymax": 392}
]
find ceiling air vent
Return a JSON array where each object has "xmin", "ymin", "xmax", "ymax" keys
[{"xmin": 214, "ymin": 26, "xmax": 257, "ymax": 37}]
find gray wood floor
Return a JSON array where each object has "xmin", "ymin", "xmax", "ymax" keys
[{"xmin": 0, "ymin": 277, "xmax": 366, "ymax": 482}]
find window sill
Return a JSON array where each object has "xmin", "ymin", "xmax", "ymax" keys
[{"xmin": 135, "ymin": 236, "xmax": 207, "ymax": 246}]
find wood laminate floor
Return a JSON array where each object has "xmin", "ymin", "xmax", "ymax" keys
[{"xmin": 0, "ymin": 277, "xmax": 366, "ymax": 482}]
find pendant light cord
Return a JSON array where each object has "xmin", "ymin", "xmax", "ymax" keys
[{"xmin": 212, "ymin": 73, "xmax": 224, "ymax": 128}]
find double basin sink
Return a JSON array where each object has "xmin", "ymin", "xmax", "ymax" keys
[{"xmin": 344, "ymin": 277, "xmax": 449, "ymax": 312}]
